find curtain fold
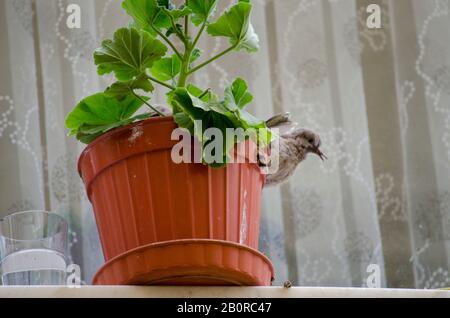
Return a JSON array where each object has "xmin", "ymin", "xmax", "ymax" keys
[{"xmin": 1, "ymin": 0, "xmax": 449, "ymax": 288}]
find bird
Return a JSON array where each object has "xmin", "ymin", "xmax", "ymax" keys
[{"xmin": 262, "ymin": 112, "xmax": 325, "ymax": 187}]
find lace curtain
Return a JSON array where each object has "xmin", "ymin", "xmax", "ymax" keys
[{"xmin": 1, "ymin": 0, "xmax": 450, "ymax": 288}]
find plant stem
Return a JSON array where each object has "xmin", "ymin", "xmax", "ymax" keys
[
  {"xmin": 192, "ymin": 22, "xmax": 206, "ymax": 49},
  {"xmin": 132, "ymin": 92, "xmax": 165, "ymax": 117},
  {"xmin": 198, "ymin": 88, "xmax": 211, "ymax": 99},
  {"xmin": 147, "ymin": 74, "xmax": 176, "ymax": 90},
  {"xmin": 163, "ymin": 8, "xmax": 187, "ymax": 45},
  {"xmin": 188, "ymin": 45, "xmax": 237, "ymax": 75},
  {"xmin": 177, "ymin": 51, "xmax": 191, "ymax": 87},
  {"xmin": 151, "ymin": 25, "xmax": 183, "ymax": 60},
  {"xmin": 185, "ymin": 0, "xmax": 189, "ymax": 37}
]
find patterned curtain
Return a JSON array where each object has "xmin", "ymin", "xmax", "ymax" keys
[{"xmin": 1, "ymin": 0, "xmax": 450, "ymax": 288}]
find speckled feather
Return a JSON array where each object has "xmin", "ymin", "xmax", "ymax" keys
[{"xmin": 264, "ymin": 113, "xmax": 324, "ymax": 187}]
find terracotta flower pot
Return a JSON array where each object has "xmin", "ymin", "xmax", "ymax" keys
[{"xmin": 78, "ymin": 117, "xmax": 274, "ymax": 285}]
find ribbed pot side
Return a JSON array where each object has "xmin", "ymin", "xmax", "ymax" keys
[{"xmin": 78, "ymin": 117, "xmax": 265, "ymax": 261}]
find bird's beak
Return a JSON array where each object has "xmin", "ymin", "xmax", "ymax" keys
[
  {"xmin": 306, "ymin": 142, "xmax": 327, "ymax": 161},
  {"xmin": 313, "ymin": 147, "xmax": 327, "ymax": 161}
]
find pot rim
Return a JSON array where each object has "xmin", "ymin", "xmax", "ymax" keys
[{"xmin": 77, "ymin": 116, "xmax": 175, "ymax": 176}]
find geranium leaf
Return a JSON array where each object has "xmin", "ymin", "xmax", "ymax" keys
[
  {"xmin": 65, "ymin": 93, "xmax": 148, "ymax": 143},
  {"xmin": 206, "ymin": 2, "xmax": 259, "ymax": 53},
  {"xmin": 173, "ymin": 112, "xmax": 195, "ymax": 135},
  {"xmin": 76, "ymin": 113, "xmax": 152, "ymax": 144},
  {"xmin": 162, "ymin": 6, "xmax": 192, "ymax": 19},
  {"xmin": 122, "ymin": 0, "xmax": 171, "ymax": 35},
  {"xmin": 190, "ymin": 48, "xmax": 202, "ymax": 64},
  {"xmin": 150, "ymin": 54, "xmax": 182, "ymax": 81},
  {"xmin": 224, "ymin": 77, "xmax": 253, "ymax": 110},
  {"xmin": 170, "ymin": 89, "xmax": 205, "ymax": 140},
  {"xmin": 94, "ymin": 27, "xmax": 167, "ymax": 82},
  {"xmin": 187, "ymin": 0, "xmax": 218, "ymax": 26},
  {"xmin": 105, "ymin": 74, "xmax": 154, "ymax": 100}
]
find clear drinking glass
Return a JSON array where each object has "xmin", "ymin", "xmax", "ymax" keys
[{"xmin": 0, "ymin": 211, "xmax": 68, "ymax": 285}]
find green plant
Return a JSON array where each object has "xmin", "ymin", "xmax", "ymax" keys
[{"xmin": 65, "ymin": 0, "xmax": 271, "ymax": 166}]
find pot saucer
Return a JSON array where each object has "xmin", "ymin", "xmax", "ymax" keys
[{"xmin": 92, "ymin": 239, "xmax": 274, "ymax": 286}]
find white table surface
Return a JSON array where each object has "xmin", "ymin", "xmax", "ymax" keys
[{"xmin": 0, "ymin": 286, "xmax": 449, "ymax": 298}]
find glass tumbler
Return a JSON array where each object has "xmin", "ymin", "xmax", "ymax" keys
[{"xmin": 0, "ymin": 211, "xmax": 68, "ymax": 285}]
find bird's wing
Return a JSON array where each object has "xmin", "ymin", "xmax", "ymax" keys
[{"xmin": 266, "ymin": 112, "xmax": 298, "ymax": 135}]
